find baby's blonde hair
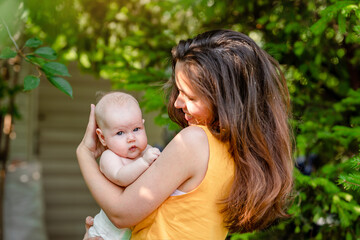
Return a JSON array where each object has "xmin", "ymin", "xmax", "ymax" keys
[{"xmin": 95, "ymin": 91, "xmax": 140, "ymax": 129}]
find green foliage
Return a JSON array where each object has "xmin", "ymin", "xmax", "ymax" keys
[
  {"xmin": 339, "ymin": 153, "xmax": 360, "ymax": 192},
  {"xmin": 0, "ymin": 24, "xmax": 73, "ymax": 98},
  {"xmin": 7, "ymin": 0, "xmax": 360, "ymax": 238},
  {"xmin": 23, "ymin": 44, "xmax": 73, "ymax": 97},
  {"xmin": 231, "ymin": 167, "xmax": 360, "ymax": 240}
]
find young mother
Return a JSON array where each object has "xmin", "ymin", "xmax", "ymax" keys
[{"xmin": 77, "ymin": 29, "xmax": 293, "ymax": 239}]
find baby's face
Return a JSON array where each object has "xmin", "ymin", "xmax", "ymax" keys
[{"xmin": 100, "ymin": 103, "xmax": 147, "ymax": 159}]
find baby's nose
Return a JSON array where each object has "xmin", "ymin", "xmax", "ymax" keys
[{"xmin": 127, "ymin": 133, "xmax": 135, "ymax": 142}]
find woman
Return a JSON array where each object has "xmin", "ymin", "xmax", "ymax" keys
[{"xmin": 77, "ymin": 29, "xmax": 293, "ymax": 239}]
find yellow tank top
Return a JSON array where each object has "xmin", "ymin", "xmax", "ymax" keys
[{"xmin": 131, "ymin": 126, "xmax": 235, "ymax": 240}]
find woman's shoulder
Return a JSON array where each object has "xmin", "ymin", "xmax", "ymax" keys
[
  {"xmin": 176, "ymin": 125, "xmax": 209, "ymax": 145},
  {"xmin": 166, "ymin": 126, "xmax": 209, "ymax": 160},
  {"xmin": 169, "ymin": 126, "xmax": 210, "ymax": 192}
]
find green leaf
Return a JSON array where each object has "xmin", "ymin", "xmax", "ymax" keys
[
  {"xmin": 26, "ymin": 55, "xmax": 47, "ymax": 66},
  {"xmin": 47, "ymin": 76, "xmax": 73, "ymax": 98},
  {"xmin": 0, "ymin": 47, "xmax": 17, "ymax": 59},
  {"xmin": 310, "ymin": 17, "xmax": 330, "ymax": 35},
  {"xmin": 34, "ymin": 47, "xmax": 57, "ymax": 60},
  {"xmin": 338, "ymin": 13, "xmax": 346, "ymax": 34},
  {"xmin": 25, "ymin": 38, "xmax": 43, "ymax": 48},
  {"xmin": 346, "ymin": 231, "xmax": 352, "ymax": 240},
  {"xmin": 294, "ymin": 41, "xmax": 305, "ymax": 56},
  {"xmin": 23, "ymin": 75, "xmax": 40, "ymax": 91},
  {"xmin": 42, "ymin": 62, "xmax": 71, "ymax": 77},
  {"xmin": 338, "ymin": 207, "xmax": 350, "ymax": 227}
]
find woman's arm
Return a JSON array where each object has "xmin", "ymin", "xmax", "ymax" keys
[{"xmin": 77, "ymin": 105, "xmax": 209, "ymax": 228}]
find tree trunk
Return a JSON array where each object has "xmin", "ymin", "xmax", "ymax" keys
[
  {"xmin": 0, "ymin": 165, "xmax": 5, "ymax": 240},
  {"xmin": 0, "ymin": 59, "xmax": 19, "ymax": 240}
]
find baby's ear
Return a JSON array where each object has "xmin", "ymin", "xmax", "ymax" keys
[
  {"xmin": 96, "ymin": 128, "xmax": 107, "ymax": 146},
  {"xmin": 142, "ymin": 119, "xmax": 145, "ymax": 124}
]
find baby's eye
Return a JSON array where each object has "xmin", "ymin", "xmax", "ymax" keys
[
  {"xmin": 133, "ymin": 127, "xmax": 140, "ymax": 132},
  {"xmin": 116, "ymin": 131, "xmax": 124, "ymax": 136}
]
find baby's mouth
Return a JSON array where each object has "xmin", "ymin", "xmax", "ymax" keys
[{"xmin": 129, "ymin": 145, "xmax": 137, "ymax": 152}]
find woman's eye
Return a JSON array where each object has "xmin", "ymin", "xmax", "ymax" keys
[
  {"xmin": 116, "ymin": 131, "xmax": 124, "ymax": 136},
  {"xmin": 183, "ymin": 93, "xmax": 195, "ymax": 101},
  {"xmin": 133, "ymin": 128, "xmax": 139, "ymax": 132}
]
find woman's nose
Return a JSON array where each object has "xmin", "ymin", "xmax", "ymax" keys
[{"xmin": 174, "ymin": 95, "xmax": 184, "ymax": 109}]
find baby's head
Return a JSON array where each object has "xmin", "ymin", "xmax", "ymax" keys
[{"xmin": 95, "ymin": 92, "xmax": 148, "ymax": 159}]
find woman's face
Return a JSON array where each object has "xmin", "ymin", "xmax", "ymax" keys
[{"xmin": 174, "ymin": 61, "xmax": 212, "ymax": 126}]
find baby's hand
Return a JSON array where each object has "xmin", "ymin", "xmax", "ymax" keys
[{"xmin": 143, "ymin": 147, "xmax": 161, "ymax": 165}]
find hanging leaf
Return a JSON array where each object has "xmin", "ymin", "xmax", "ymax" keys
[
  {"xmin": 24, "ymin": 75, "xmax": 40, "ymax": 91},
  {"xmin": 0, "ymin": 47, "xmax": 17, "ymax": 59},
  {"xmin": 34, "ymin": 47, "xmax": 57, "ymax": 60},
  {"xmin": 25, "ymin": 38, "xmax": 43, "ymax": 48},
  {"xmin": 42, "ymin": 62, "xmax": 71, "ymax": 77},
  {"xmin": 48, "ymin": 76, "xmax": 73, "ymax": 98}
]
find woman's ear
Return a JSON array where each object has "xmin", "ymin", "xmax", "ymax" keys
[{"xmin": 96, "ymin": 128, "xmax": 107, "ymax": 146}]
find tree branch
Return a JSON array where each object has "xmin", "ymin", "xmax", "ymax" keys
[{"xmin": 0, "ymin": 17, "xmax": 20, "ymax": 51}]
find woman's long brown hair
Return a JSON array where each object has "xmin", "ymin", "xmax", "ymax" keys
[{"xmin": 166, "ymin": 30, "xmax": 293, "ymax": 233}]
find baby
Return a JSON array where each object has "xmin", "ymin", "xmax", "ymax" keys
[{"xmin": 88, "ymin": 92, "xmax": 160, "ymax": 240}]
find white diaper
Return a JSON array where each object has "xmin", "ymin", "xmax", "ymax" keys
[{"xmin": 88, "ymin": 209, "xmax": 131, "ymax": 240}]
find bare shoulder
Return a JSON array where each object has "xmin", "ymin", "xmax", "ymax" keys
[
  {"xmin": 101, "ymin": 149, "xmax": 120, "ymax": 158},
  {"xmin": 161, "ymin": 125, "xmax": 209, "ymax": 160},
  {"xmin": 167, "ymin": 126, "xmax": 209, "ymax": 191},
  {"xmin": 100, "ymin": 149, "xmax": 123, "ymax": 165},
  {"xmin": 176, "ymin": 126, "xmax": 208, "ymax": 146},
  {"xmin": 171, "ymin": 126, "xmax": 209, "ymax": 168},
  {"xmin": 167, "ymin": 126, "xmax": 209, "ymax": 157}
]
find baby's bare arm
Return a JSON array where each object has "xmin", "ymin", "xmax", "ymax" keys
[{"xmin": 100, "ymin": 148, "xmax": 160, "ymax": 187}]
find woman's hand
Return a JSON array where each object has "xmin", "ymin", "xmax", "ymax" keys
[
  {"xmin": 83, "ymin": 216, "xmax": 103, "ymax": 240},
  {"xmin": 77, "ymin": 104, "xmax": 105, "ymax": 159}
]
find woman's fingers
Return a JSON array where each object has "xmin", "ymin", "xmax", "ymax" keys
[
  {"xmin": 87, "ymin": 104, "xmax": 97, "ymax": 135},
  {"xmin": 83, "ymin": 104, "xmax": 97, "ymax": 147},
  {"xmin": 78, "ymin": 104, "xmax": 105, "ymax": 159}
]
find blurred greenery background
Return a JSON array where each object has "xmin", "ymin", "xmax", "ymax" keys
[{"xmin": 1, "ymin": 0, "xmax": 360, "ymax": 239}]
